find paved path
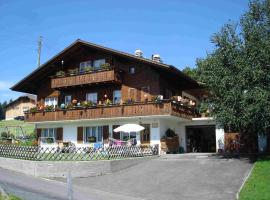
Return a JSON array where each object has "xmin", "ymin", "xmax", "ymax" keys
[
  {"xmin": 68, "ymin": 154, "xmax": 253, "ymax": 200},
  {"xmin": 0, "ymin": 154, "xmax": 253, "ymax": 200},
  {"xmin": 0, "ymin": 166, "xmax": 143, "ymax": 200}
]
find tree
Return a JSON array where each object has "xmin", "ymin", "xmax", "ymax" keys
[
  {"xmin": 197, "ymin": 0, "xmax": 270, "ymax": 152},
  {"xmin": 0, "ymin": 101, "xmax": 8, "ymax": 120},
  {"xmin": 182, "ymin": 66, "xmax": 200, "ymax": 81}
]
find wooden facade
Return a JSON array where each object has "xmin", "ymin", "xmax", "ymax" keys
[
  {"xmin": 11, "ymin": 40, "xmax": 201, "ymax": 123},
  {"xmin": 51, "ymin": 69, "xmax": 122, "ymax": 89},
  {"xmin": 25, "ymin": 102, "xmax": 197, "ymax": 122}
]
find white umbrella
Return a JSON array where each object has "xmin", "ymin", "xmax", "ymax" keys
[{"xmin": 113, "ymin": 124, "xmax": 145, "ymax": 133}]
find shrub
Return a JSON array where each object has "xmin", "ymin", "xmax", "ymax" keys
[
  {"xmin": 100, "ymin": 63, "xmax": 110, "ymax": 69},
  {"xmin": 29, "ymin": 107, "xmax": 38, "ymax": 113},
  {"xmin": 165, "ymin": 129, "xmax": 176, "ymax": 138},
  {"xmin": 56, "ymin": 70, "xmax": 65, "ymax": 77}
]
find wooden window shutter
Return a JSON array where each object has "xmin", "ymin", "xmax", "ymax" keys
[
  {"xmin": 77, "ymin": 127, "xmax": 84, "ymax": 143},
  {"xmin": 103, "ymin": 126, "xmax": 109, "ymax": 144},
  {"xmin": 112, "ymin": 125, "xmax": 120, "ymax": 139},
  {"xmin": 56, "ymin": 128, "xmax": 63, "ymax": 141},
  {"xmin": 36, "ymin": 128, "xmax": 41, "ymax": 141}
]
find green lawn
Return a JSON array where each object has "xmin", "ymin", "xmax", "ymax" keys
[
  {"xmin": 0, "ymin": 193, "xmax": 21, "ymax": 200},
  {"xmin": 0, "ymin": 120, "xmax": 35, "ymax": 136},
  {"xmin": 239, "ymin": 157, "xmax": 270, "ymax": 200}
]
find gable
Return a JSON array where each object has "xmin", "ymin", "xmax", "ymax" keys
[{"xmin": 11, "ymin": 39, "xmax": 200, "ymax": 94}]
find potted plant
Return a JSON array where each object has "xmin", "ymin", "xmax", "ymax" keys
[
  {"xmin": 44, "ymin": 105, "xmax": 54, "ymax": 112},
  {"xmin": 84, "ymin": 66, "xmax": 94, "ymax": 73},
  {"xmin": 60, "ymin": 103, "xmax": 66, "ymax": 110},
  {"xmin": 56, "ymin": 70, "xmax": 65, "ymax": 77},
  {"xmin": 104, "ymin": 99, "xmax": 112, "ymax": 106},
  {"xmin": 124, "ymin": 98, "xmax": 133, "ymax": 104},
  {"xmin": 81, "ymin": 101, "xmax": 92, "ymax": 109},
  {"xmin": 72, "ymin": 99, "xmax": 78, "ymax": 105},
  {"xmin": 100, "ymin": 63, "xmax": 110, "ymax": 70},
  {"xmin": 66, "ymin": 103, "xmax": 74, "ymax": 110},
  {"xmin": 68, "ymin": 68, "xmax": 78, "ymax": 76},
  {"xmin": 198, "ymin": 101, "xmax": 209, "ymax": 117}
]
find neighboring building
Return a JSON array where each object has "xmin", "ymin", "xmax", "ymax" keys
[
  {"xmin": 5, "ymin": 95, "xmax": 36, "ymax": 120},
  {"xmin": 11, "ymin": 39, "xmax": 225, "ymax": 153}
]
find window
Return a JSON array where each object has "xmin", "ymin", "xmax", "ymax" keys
[
  {"xmin": 112, "ymin": 125, "xmax": 136, "ymax": 141},
  {"xmin": 93, "ymin": 59, "xmax": 105, "ymax": 69},
  {"xmin": 129, "ymin": 67, "xmax": 135, "ymax": 74},
  {"xmin": 65, "ymin": 95, "xmax": 72, "ymax": 105},
  {"xmin": 86, "ymin": 93, "xmax": 98, "ymax": 104},
  {"xmin": 22, "ymin": 107, "xmax": 29, "ymax": 112},
  {"xmin": 113, "ymin": 90, "xmax": 121, "ymax": 104},
  {"xmin": 79, "ymin": 60, "xmax": 92, "ymax": 72},
  {"xmin": 140, "ymin": 124, "xmax": 151, "ymax": 144},
  {"xmin": 41, "ymin": 128, "xmax": 56, "ymax": 139},
  {"xmin": 84, "ymin": 126, "xmax": 103, "ymax": 143},
  {"xmin": 45, "ymin": 97, "xmax": 58, "ymax": 107}
]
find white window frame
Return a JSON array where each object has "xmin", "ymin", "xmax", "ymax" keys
[
  {"xmin": 113, "ymin": 90, "xmax": 121, "ymax": 104},
  {"xmin": 79, "ymin": 60, "xmax": 92, "ymax": 72},
  {"xmin": 93, "ymin": 59, "xmax": 105, "ymax": 70},
  {"xmin": 41, "ymin": 128, "xmax": 56, "ymax": 139},
  {"xmin": 129, "ymin": 67, "xmax": 135, "ymax": 74},
  {"xmin": 44, "ymin": 97, "xmax": 58, "ymax": 107},
  {"xmin": 84, "ymin": 126, "xmax": 103, "ymax": 143},
  {"xmin": 65, "ymin": 95, "xmax": 72, "ymax": 105},
  {"xmin": 22, "ymin": 106, "xmax": 29, "ymax": 112},
  {"xmin": 86, "ymin": 92, "xmax": 98, "ymax": 104}
]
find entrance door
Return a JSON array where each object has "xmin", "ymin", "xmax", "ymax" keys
[
  {"xmin": 186, "ymin": 125, "xmax": 216, "ymax": 152},
  {"xmin": 140, "ymin": 124, "xmax": 151, "ymax": 144}
]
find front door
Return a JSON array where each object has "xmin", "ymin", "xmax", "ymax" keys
[{"xmin": 140, "ymin": 124, "xmax": 151, "ymax": 144}]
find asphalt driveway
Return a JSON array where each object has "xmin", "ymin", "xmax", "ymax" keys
[{"xmin": 70, "ymin": 154, "xmax": 253, "ymax": 200}]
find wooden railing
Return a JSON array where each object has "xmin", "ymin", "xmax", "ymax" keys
[
  {"xmin": 51, "ymin": 69, "xmax": 122, "ymax": 88},
  {"xmin": 25, "ymin": 102, "xmax": 197, "ymax": 122}
]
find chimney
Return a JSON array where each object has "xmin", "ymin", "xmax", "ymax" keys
[
  {"xmin": 152, "ymin": 54, "xmax": 162, "ymax": 63},
  {"xmin": 135, "ymin": 49, "xmax": 143, "ymax": 57}
]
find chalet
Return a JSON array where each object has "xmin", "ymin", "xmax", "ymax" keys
[
  {"xmin": 5, "ymin": 95, "xmax": 36, "ymax": 120},
  {"xmin": 11, "ymin": 39, "xmax": 225, "ymax": 153}
]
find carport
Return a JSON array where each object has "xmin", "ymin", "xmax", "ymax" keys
[{"xmin": 186, "ymin": 125, "xmax": 216, "ymax": 152}]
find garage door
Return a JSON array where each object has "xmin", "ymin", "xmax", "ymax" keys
[{"xmin": 186, "ymin": 125, "xmax": 216, "ymax": 153}]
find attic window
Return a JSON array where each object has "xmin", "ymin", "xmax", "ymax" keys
[{"xmin": 129, "ymin": 67, "xmax": 135, "ymax": 74}]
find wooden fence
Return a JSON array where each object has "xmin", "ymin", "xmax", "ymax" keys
[{"xmin": 0, "ymin": 144, "xmax": 159, "ymax": 161}]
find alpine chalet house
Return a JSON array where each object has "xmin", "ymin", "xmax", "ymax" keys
[{"xmin": 11, "ymin": 39, "xmax": 225, "ymax": 153}]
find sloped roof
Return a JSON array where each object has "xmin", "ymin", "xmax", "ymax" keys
[
  {"xmin": 11, "ymin": 39, "xmax": 200, "ymax": 93},
  {"xmin": 5, "ymin": 94, "xmax": 36, "ymax": 108}
]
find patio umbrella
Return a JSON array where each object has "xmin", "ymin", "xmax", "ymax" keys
[{"xmin": 113, "ymin": 124, "xmax": 145, "ymax": 133}]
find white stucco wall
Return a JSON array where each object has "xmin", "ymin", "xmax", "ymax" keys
[
  {"xmin": 36, "ymin": 117, "xmax": 160, "ymax": 147},
  {"xmin": 36, "ymin": 116, "xmax": 225, "ymax": 153}
]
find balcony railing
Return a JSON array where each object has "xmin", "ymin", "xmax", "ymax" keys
[
  {"xmin": 51, "ymin": 68, "xmax": 122, "ymax": 89},
  {"xmin": 25, "ymin": 101, "xmax": 198, "ymax": 123}
]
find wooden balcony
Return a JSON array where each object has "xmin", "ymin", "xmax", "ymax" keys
[
  {"xmin": 51, "ymin": 69, "xmax": 121, "ymax": 89},
  {"xmin": 25, "ymin": 102, "xmax": 197, "ymax": 123}
]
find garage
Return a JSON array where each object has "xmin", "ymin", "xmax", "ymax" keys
[{"xmin": 186, "ymin": 125, "xmax": 216, "ymax": 153}]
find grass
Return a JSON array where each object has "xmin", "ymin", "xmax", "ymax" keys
[
  {"xmin": 0, "ymin": 120, "xmax": 35, "ymax": 136},
  {"xmin": 239, "ymin": 156, "xmax": 270, "ymax": 200},
  {"xmin": 0, "ymin": 193, "xmax": 22, "ymax": 200}
]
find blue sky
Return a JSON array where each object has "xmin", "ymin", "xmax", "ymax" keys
[{"xmin": 0, "ymin": 0, "xmax": 249, "ymax": 102}]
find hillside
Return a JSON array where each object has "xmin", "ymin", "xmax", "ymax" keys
[{"xmin": 0, "ymin": 120, "xmax": 35, "ymax": 136}]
